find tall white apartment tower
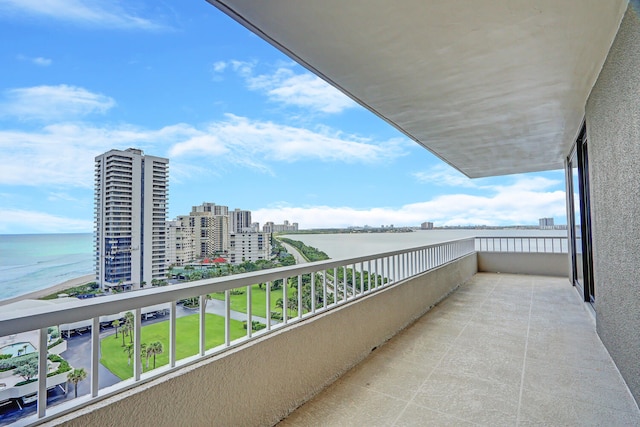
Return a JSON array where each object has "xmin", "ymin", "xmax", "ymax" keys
[
  {"xmin": 231, "ymin": 208, "xmax": 252, "ymax": 233},
  {"xmin": 94, "ymin": 148, "xmax": 169, "ymax": 290}
]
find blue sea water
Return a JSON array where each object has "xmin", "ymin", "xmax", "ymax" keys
[{"xmin": 0, "ymin": 233, "xmax": 94, "ymax": 301}]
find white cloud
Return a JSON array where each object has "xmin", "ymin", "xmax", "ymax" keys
[
  {"xmin": 0, "ymin": 85, "xmax": 116, "ymax": 121},
  {"xmin": 17, "ymin": 55, "xmax": 52, "ymax": 66},
  {"xmin": 253, "ymin": 176, "xmax": 566, "ymax": 228},
  {"xmin": 0, "ymin": 115, "xmax": 403, "ymax": 187},
  {"xmin": 212, "ymin": 61, "xmax": 227, "ymax": 73},
  {"xmin": 413, "ymin": 165, "xmax": 479, "ymax": 188},
  {"xmin": 214, "ymin": 61, "xmax": 356, "ymax": 113},
  {"xmin": 0, "ymin": 208, "xmax": 93, "ymax": 233},
  {"xmin": 0, "ymin": 122, "xmax": 179, "ymax": 187},
  {"xmin": 0, "ymin": 0, "xmax": 166, "ymax": 30},
  {"xmin": 169, "ymin": 114, "xmax": 407, "ymax": 169}
]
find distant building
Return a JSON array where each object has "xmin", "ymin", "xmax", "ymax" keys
[
  {"xmin": 166, "ymin": 219, "xmax": 196, "ymax": 266},
  {"xmin": 94, "ymin": 148, "xmax": 168, "ymax": 290},
  {"xmin": 228, "ymin": 232, "xmax": 271, "ymax": 264},
  {"xmin": 263, "ymin": 220, "xmax": 299, "ymax": 233},
  {"xmin": 190, "ymin": 203, "xmax": 230, "ymax": 257},
  {"xmin": 539, "ymin": 217, "xmax": 555, "ymax": 229},
  {"xmin": 192, "ymin": 202, "xmax": 229, "ymax": 216},
  {"xmin": 231, "ymin": 208, "xmax": 253, "ymax": 233},
  {"xmin": 421, "ymin": 222, "xmax": 434, "ymax": 230}
]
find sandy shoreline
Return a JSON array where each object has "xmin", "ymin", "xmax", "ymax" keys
[{"xmin": 0, "ymin": 274, "xmax": 94, "ymax": 307}]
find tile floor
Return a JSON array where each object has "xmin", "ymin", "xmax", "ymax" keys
[{"xmin": 278, "ymin": 273, "xmax": 640, "ymax": 426}]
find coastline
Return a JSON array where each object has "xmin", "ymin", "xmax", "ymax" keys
[{"xmin": 0, "ymin": 274, "xmax": 94, "ymax": 307}]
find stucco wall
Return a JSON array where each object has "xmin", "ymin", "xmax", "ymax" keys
[
  {"xmin": 47, "ymin": 254, "xmax": 477, "ymax": 427},
  {"xmin": 585, "ymin": 3, "xmax": 640, "ymax": 406},
  {"xmin": 478, "ymin": 252, "xmax": 568, "ymax": 277}
]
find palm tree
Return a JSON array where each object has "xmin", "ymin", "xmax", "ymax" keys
[
  {"xmin": 123, "ymin": 343, "xmax": 134, "ymax": 366},
  {"xmin": 67, "ymin": 368, "xmax": 87, "ymax": 398},
  {"xmin": 148, "ymin": 341, "xmax": 164, "ymax": 369},
  {"xmin": 141, "ymin": 343, "xmax": 149, "ymax": 370},
  {"xmin": 112, "ymin": 319, "xmax": 121, "ymax": 338},
  {"xmin": 124, "ymin": 312, "xmax": 135, "ymax": 344}
]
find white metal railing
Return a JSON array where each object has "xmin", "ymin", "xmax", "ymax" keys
[
  {"xmin": 475, "ymin": 236, "xmax": 568, "ymax": 253},
  {"xmin": 0, "ymin": 238, "xmax": 474, "ymax": 424}
]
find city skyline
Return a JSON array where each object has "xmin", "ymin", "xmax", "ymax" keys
[{"xmin": 0, "ymin": 1, "xmax": 567, "ymax": 234}]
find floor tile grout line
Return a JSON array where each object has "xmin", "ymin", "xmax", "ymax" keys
[
  {"xmin": 389, "ymin": 275, "xmax": 499, "ymax": 426},
  {"xmin": 515, "ymin": 277, "xmax": 535, "ymax": 426}
]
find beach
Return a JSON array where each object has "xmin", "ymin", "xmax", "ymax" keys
[{"xmin": 0, "ymin": 274, "xmax": 94, "ymax": 307}]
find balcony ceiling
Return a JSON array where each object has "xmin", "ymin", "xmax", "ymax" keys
[{"xmin": 207, "ymin": 0, "xmax": 626, "ymax": 177}]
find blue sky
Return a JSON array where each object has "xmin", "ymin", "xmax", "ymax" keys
[{"xmin": 0, "ymin": 0, "xmax": 567, "ymax": 234}]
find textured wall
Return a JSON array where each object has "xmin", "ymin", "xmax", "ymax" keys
[
  {"xmin": 585, "ymin": 3, "xmax": 640, "ymax": 406},
  {"xmin": 477, "ymin": 252, "xmax": 568, "ymax": 277},
  {"xmin": 47, "ymin": 254, "xmax": 476, "ymax": 426}
]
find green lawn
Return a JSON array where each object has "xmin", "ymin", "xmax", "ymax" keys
[
  {"xmin": 210, "ymin": 284, "xmax": 298, "ymax": 318},
  {"xmin": 100, "ymin": 313, "xmax": 246, "ymax": 380}
]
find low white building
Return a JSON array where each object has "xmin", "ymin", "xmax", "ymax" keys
[{"xmin": 228, "ymin": 232, "xmax": 271, "ymax": 264}]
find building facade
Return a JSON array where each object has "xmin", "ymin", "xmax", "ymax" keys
[
  {"xmin": 166, "ymin": 219, "xmax": 195, "ymax": 267},
  {"xmin": 538, "ymin": 217, "xmax": 554, "ymax": 229},
  {"xmin": 231, "ymin": 208, "xmax": 253, "ymax": 233},
  {"xmin": 94, "ymin": 148, "xmax": 168, "ymax": 290},
  {"xmin": 228, "ymin": 232, "xmax": 271, "ymax": 264},
  {"xmin": 263, "ymin": 220, "xmax": 299, "ymax": 233}
]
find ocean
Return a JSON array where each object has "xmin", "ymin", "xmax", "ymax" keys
[
  {"xmin": 0, "ymin": 233, "xmax": 94, "ymax": 301},
  {"xmin": 282, "ymin": 229, "xmax": 568, "ymax": 260},
  {"xmin": 0, "ymin": 229, "xmax": 566, "ymax": 302}
]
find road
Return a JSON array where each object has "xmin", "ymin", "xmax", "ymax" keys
[{"xmin": 279, "ymin": 241, "xmax": 309, "ymax": 264}]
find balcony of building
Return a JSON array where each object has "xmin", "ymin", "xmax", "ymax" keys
[{"xmin": 1, "ymin": 237, "xmax": 638, "ymax": 426}]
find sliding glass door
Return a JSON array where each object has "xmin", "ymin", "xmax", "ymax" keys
[{"xmin": 566, "ymin": 123, "xmax": 594, "ymax": 303}]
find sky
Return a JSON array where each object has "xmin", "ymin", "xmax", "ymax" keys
[{"xmin": 0, "ymin": 0, "xmax": 568, "ymax": 234}]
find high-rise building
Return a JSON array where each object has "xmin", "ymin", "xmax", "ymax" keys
[
  {"xmin": 189, "ymin": 202, "xmax": 230, "ymax": 257},
  {"xmin": 231, "ymin": 208, "xmax": 252, "ymax": 233},
  {"xmin": 94, "ymin": 148, "xmax": 168, "ymax": 290},
  {"xmin": 539, "ymin": 217, "xmax": 554, "ymax": 229},
  {"xmin": 192, "ymin": 202, "xmax": 229, "ymax": 216},
  {"xmin": 421, "ymin": 222, "xmax": 434, "ymax": 230},
  {"xmin": 166, "ymin": 219, "xmax": 195, "ymax": 267}
]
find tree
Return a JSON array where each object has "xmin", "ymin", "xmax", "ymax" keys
[
  {"xmin": 14, "ymin": 358, "xmax": 38, "ymax": 382},
  {"xmin": 148, "ymin": 341, "xmax": 164, "ymax": 369},
  {"xmin": 124, "ymin": 312, "xmax": 135, "ymax": 344},
  {"xmin": 67, "ymin": 368, "xmax": 87, "ymax": 398},
  {"xmin": 141, "ymin": 343, "xmax": 149, "ymax": 370},
  {"xmin": 112, "ymin": 319, "xmax": 121, "ymax": 338},
  {"xmin": 123, "ymin": 343, "xmax": 134, "ymax": 366}
]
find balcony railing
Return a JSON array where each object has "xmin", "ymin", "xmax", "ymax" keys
[
  {"xmin": 0, "ymin": 238, "xmax": 475, "ymax": 425},
  {"xmin": 475, "ymin": 236, "xmax": 568, "ymax": 253}
]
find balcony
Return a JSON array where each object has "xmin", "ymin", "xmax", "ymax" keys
[{"xmin": 0, "ymin": 238, "xmax": 638, "ymax": 426}]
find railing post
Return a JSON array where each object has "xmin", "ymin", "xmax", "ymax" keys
[
  {"xmin": 343, "ymin": 266, "xmax": 348, "ymax": 302},
  {"xmin": 247, "ymin": 285, "xmax": 252, "ymax": 338},
  {"xmin": 322, "ymin": 272, "xmax": 328, "ymax": 309},
  {"xmin": 297, "ymin": 275, "xmax": 302, "ymax": 318},
  {"xmin": 283, "ymin": 277, "xmax": 288, "ymax": 323},
  {"xmin": 169, "ymin": 301, "xmax": 176, "ymax": 367},
  {"xmin": 91, "ymin": 317, "xmax": 100, "ymax": 397},
  {"xmin": 224, "ymin": 290, "xmax": 231, "ymax": 346},
  {"xmin": 199, "ymin": 295, "xmax": 207, "ymax": 355},
  {"xmin": 37, "ymin": 327, "xmax": 47, "ymax": 419},
  {"xmin": 266, "ymin": 281, "xmax": 272, "ymax": 330},
  {"xmin": 134, "ymin": 308, "xmax": 141, "ymax": 381},
  {"xmin": 311, "ymin": 272, "xmax": 316, "ymax": 314}
]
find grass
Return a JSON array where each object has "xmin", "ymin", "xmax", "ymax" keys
[
  {"xmin": 210, "ymin": 284, "xmax": 298, "ymax": 318},
  {"xmin": 100, "ymin": 313, "xmax": 246, "ymax": 380}
]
